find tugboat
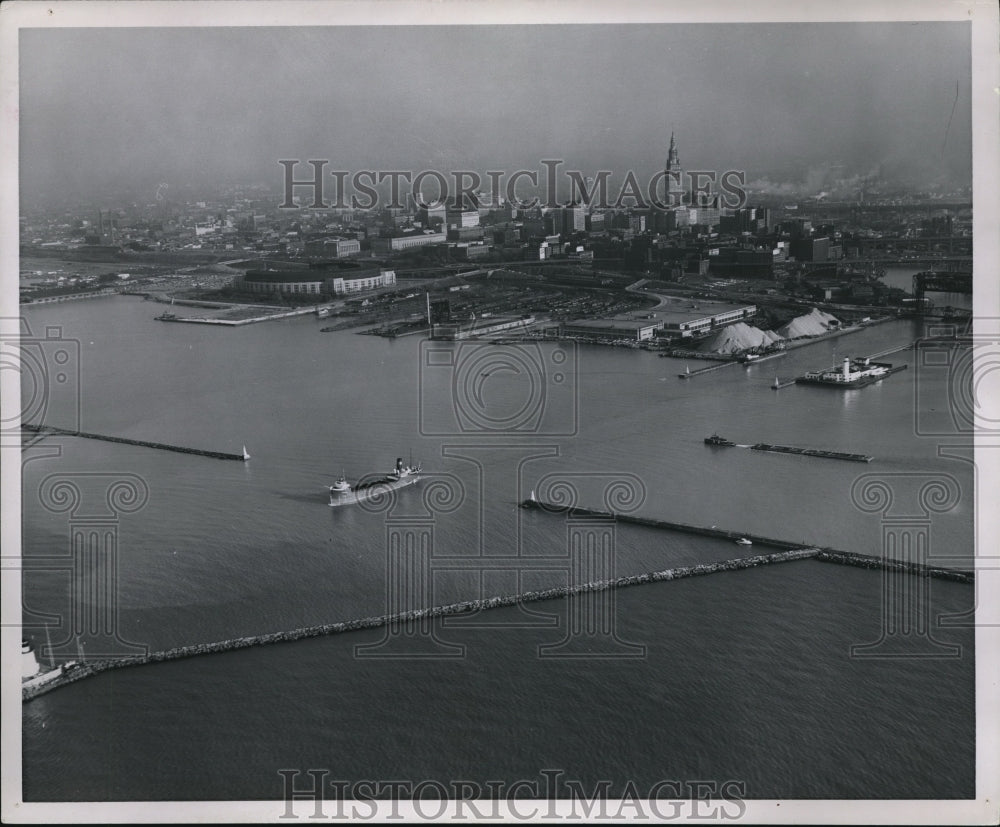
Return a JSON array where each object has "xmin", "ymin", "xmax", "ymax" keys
[
  {"xmin": 329, "ymin": 456, "xmax": 422, "ymax": 506},
  {"xmin": 704, "ymin": 433, "xmax": 736, "ymax": 447}
]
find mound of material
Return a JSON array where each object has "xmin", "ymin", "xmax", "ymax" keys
[
  {"xmin": 700, "ymin": 322, "xmax": 784, "ymax": 354},
  {"xmin": 778, "ymin": 308, "xmax": 840, "ymax": 338}
]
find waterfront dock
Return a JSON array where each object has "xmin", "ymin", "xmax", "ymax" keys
[
  {"xmin": 771, "ymin": 378, "xmax": 798, "ymax": 390},
  {"xmin": 22, "ymin": 424, "xmax": 248, "ymax": 461}
]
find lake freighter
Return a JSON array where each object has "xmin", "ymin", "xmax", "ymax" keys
[{"xmin": 329, "ymin": 456, "xmax": 421, "ymax": 506}]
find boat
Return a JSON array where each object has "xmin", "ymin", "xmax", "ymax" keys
[
  {"xmin": 704, "ymin": 433, "xmax": 735, "ymax": 446},
  {"xmin": 329, "ymin": 456, "xmax": 422, "ymax": 506},
  {"xmin": 242, "ymin": 445, "xmax": 251, "ymax": 461},
  {"xmin": 735, "ymin": 538, "xmax": 753, "ymax": 546},
  {"xmin": 316, "ymin": 307, "xmax": 331, "ymax": 318},
  {"xmin": 750, "ymin": 442, "xmax": 873, "ymax": 463}
]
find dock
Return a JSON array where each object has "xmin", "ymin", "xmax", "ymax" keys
[
  {"xmin": 771, "ymin": 378, "xmax": 798, "ymax": 390},
  {"xmin": 22, "ymin": 424, "xmax": 249, "ymax": 461}
]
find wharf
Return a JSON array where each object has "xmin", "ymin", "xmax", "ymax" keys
[
  {"xmin": 22, "ymin": 424, "xmax": 248, "ymax": 461},
  {"xmin": 771, "ymin": 378, "xmax": 798, "ymax": 390},
  {"xmin": 156, "ymin": 306, "xmax": 317, "ymax": 326}
]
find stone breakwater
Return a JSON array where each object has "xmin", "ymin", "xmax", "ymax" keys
[
  {"xmin": 22, "ymin": 504, "xmax": 974, "ymax": 703},
  {"xmin": 22, "ymin": 424, "xmax": 247, "ymax": 461},
  {"xmin": 23, "ymin": 547, "xmax": 820, "ymax": 703},
  {"xmin": 815, "ymin": 549, "xmax": 974, "ymax": 583},
  {"xmin": 522, "ymin": 502, "xmax": 975, "ymax": 586},
  {"xmin": 522, "ymin": 501, "xmax": 813, "ymax": 550}
]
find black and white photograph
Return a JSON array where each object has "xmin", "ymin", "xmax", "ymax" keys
[{"xmin": 2, "ymin": 1, "xmax": 998, "ymax": 822}]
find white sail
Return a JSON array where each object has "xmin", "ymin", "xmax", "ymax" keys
[{"xmin": 242, "ymin": 445, "xmax": 250, "ymax": 461}]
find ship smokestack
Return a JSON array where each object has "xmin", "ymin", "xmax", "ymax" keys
[{"xmin": 843, "ymin": 358, "xmax": 850, "ymax": 380}]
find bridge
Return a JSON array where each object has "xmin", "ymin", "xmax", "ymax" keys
[{"xmin": 913, "ymin": 271, "xmax": 973, "ymax": 309}]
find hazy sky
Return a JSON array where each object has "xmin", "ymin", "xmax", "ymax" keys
[{"xmin": 19, "ymin": 22, "xmax": 972, "ymax": 206}]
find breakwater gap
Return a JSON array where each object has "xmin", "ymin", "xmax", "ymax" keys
[
  {"xmin": 23, "ymin": 502, "xmax": 972, "ymax": 703},
  {"xmin": 21, "ymin": 424, "xmax": 249, "ymax": 461}
]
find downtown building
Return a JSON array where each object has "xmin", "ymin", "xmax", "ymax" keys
[{"xmin": 235, "ymin": 267, "xmax": 396, "ymax": 296}]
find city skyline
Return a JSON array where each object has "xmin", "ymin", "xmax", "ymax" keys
[{"xmin": 19, "ymin": 22, "xmax": 972, "ymax": 208}]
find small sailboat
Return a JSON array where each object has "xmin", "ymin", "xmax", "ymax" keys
[
  {"xmin": 773, "ymin": 376, "xmax": 780, "ymax": 389},
  {"xmin": 242, "ymin": 445, "xmax": 251, "ymax": 461}
]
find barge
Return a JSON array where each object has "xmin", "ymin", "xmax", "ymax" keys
[{"xmin": 704, "ymin": 434, "xmax": 873, "ymax": 463}]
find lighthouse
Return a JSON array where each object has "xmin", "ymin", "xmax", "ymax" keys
[
  {"xmin": 21, "ymin": 639, "xmax": 41, "ymax": 680},
  {"xmin": 842, "ymin": 357, "xmax": 851, "ymax": 380}
]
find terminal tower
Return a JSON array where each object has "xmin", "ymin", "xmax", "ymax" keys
[{"xmin": 664, "ymin": 131, "xmax": 686, "ymax": 206}]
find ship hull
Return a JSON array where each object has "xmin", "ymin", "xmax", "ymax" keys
[{"xmin": 329, "ymin": 474, "xmax": 420, "ymax": 506}]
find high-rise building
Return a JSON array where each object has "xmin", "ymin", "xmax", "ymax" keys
[
  {"xmin": 549, "ymin": 204, "xmax": 587, "ymax": 236},
  {"xmin": 663, "ymin": 131, "xmax": 685, "ymax": 207}
]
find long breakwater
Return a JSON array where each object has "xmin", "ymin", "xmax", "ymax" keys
[
  {"xmin": 22, "ymin": 424, "xmax": 247, "ymax": 461},
  {"xmin": 23, "ymin": 502, "xmax": 973, "ymax": 703}
]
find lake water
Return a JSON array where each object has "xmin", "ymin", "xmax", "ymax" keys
[{"xmin": 20, "ymin": 296, "xmax": 976, "ymax": 801}]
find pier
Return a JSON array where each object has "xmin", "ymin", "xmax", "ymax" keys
[
  {"xmin": 22, "ymin": 424, "xmax": 248, "ymax": 461},
  {"xmin": 22, "ymin": 546, "xmax": 821, "ymax": 703},
  {"xmin": 22, "ymin": 501, "xmax": 973, "ymax": 703},
  {"xmin": 676, "ymin": 360, "xmax": 740, "ymax": 379}
]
